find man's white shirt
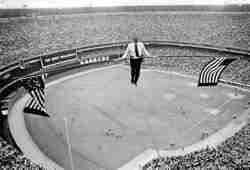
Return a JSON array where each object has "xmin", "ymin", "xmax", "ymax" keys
[{"xmin": 122, "ymin": 42, "xmax": 151, "ymax": 59}]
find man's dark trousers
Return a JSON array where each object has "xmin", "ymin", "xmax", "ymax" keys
[{"xmin": 130, "ymin": 58, "xmax": 143, "ymax": 85}]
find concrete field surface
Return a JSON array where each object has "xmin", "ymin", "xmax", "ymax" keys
[{"xmin": 24, "ymin": 65, "xmax": 250, "ymax": 170}]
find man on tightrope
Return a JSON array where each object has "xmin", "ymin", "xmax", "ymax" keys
[{"xmin": 121, "ymin": 37, "xmax": 156, "ymax": 86}]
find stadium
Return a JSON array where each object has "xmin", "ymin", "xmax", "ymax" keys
[{"xmin": 0, "ymin": 2, "xmax": 250, "ymax": 170}]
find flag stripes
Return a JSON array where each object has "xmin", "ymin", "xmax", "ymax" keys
[
  {"xmin": 198, "ymin": 57, "xmax": 236, "ymax": 86},
  {"xmin": 28, "ymin": 88, "xmax": 45, "ymax": 111},
  {"xmin": 23, "ymin": 76, "xmax": 49, "ymax": 117}
]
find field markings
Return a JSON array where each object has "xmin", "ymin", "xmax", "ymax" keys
[
  {"xmin": 225, "ymin": 92, "xmax": 245, "ymax": 100},
  {"xmin": 204, "ymin": 108, "xmax": 220, "ymax": 116},
  {"xmin": 162, "ymin": 93, "xmax": 176, "ymax": 101},
  {"xmin": 218, "ymin": 99, "xmax": 233, "ymax": 110},
  {"xmin": 187, "ymin": 82, "xmax": 197, "ymax": 87},
  {"xmin": 199, "ymin": 93, "xmax": 211, "ymax": 99}
]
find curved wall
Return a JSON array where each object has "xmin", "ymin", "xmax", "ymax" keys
[{"xmin": 8, "ymin": 94, "xmax": 63, "ymax": 170}]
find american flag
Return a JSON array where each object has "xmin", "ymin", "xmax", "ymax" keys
[
  {"xmin": 198, "ymin": 57, "xmax": 236, "ymax": 86},
  {"xmin": 23, "ymin": 75, "xmax": 49, "ymax": 117}
]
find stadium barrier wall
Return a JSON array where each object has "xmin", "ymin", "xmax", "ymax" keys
[{"xmin": 0, "ymin": 40, "xmax": 250, "ymax": 169}]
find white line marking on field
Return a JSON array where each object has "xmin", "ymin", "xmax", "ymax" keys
[
  {"xmin": 204, "ymin": 108, "xmax": 220, "ymax": 116},
  {"xmin": 187, "ymin": 82, "xmax": 197, "ymax": 87},
  {"xmin": 218, "ymin": 99, "xmax": 233, "ymax": 110},
  {"xmin": 163, "ymin": 93, "xmax": 176, "ymax": 100},
  {"xmin": 226, "ymin": 92, "xmax": 245, "ymax": 100},
  {"xmin": 200, "ymin": 93, "xmax": 210, "ymax": 99}
]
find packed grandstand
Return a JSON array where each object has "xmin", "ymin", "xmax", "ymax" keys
[
  {"xmin": 0, "ymin": 8, "xmax": 250, "ymax": 170},
  {"xmin": 0, "ymin": 137, "xmax": 47, "ymax": 170}
]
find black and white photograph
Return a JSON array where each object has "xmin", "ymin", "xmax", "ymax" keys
[{"xmin": 0, "ymin": 0, "xmax": 250, "ymax": 170}]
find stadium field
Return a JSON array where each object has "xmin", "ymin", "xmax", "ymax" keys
[{"xmin": 23, "ymin": 64, "xmax": 249, "ymax": 170}]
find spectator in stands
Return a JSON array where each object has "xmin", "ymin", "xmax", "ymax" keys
[{"xmin": 18, "ymin": 56, "xmax": 26, "ymax": 70}]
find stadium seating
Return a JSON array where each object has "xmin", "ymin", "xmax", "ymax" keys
[{"xmin": 0, "ymin": 137, "xmax": 46, "ymax": 170}]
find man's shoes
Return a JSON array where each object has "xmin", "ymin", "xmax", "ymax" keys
[
  {"xmin": 130, "ymin": 78, "xmax": 138, "ymax": 86},
  {"xmin": 131, "ymin": 81, "xmax": 137, "ymax": 86},
  {"xmin": 133, "ymin": 81, "xmax": 137, "ymax": 86}
]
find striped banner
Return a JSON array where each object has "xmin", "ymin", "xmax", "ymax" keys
[
  {"xmin": 198, "ymin": 57, "xmax": 236, "ymax": 86},
  {"xmin": 23, "ymin": 76, "xmax": 49, "ymax": 117}
]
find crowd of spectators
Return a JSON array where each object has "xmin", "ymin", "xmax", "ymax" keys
[
  {"xmin": 0, "ymin": 12, "xmax": 249, "ymax": 65},
  {"xmin": 0, "ymin": 137, "xmax": 47, "ymax": 170},
  {"xmin": 143, "ymin": 122, "xmax": 250, "ymax": 170}
]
